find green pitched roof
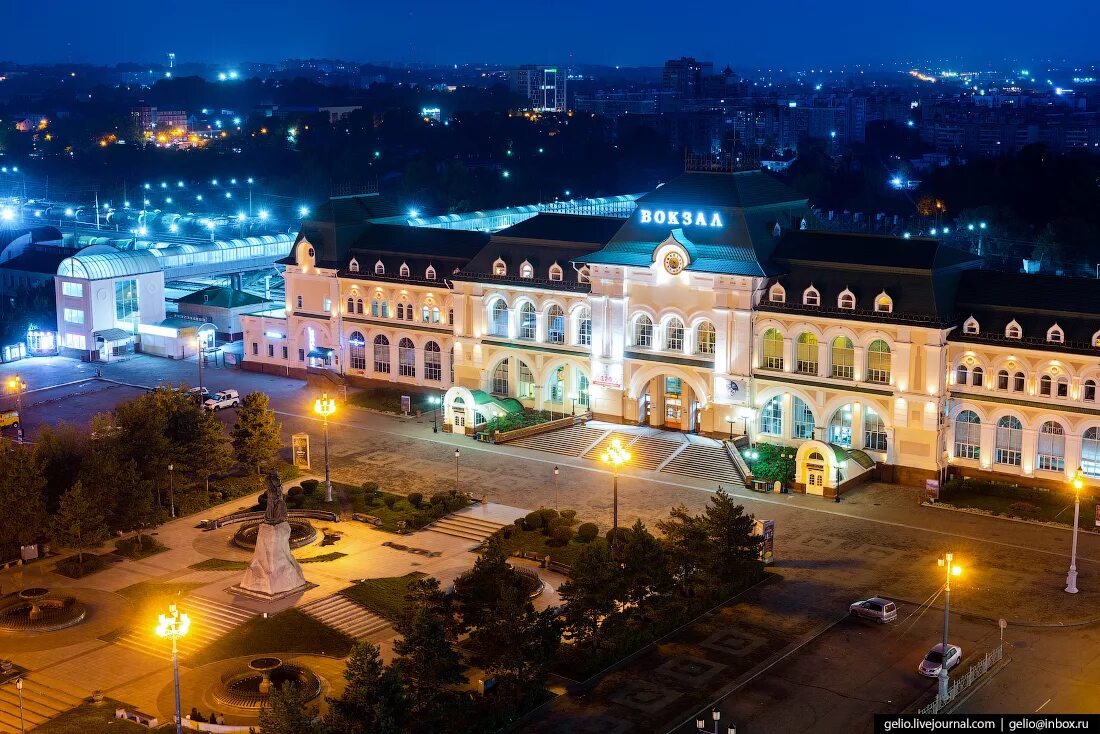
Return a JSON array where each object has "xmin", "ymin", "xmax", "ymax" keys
[
  {"xmin": 469, "ymin": 390, "xmax": 523, "ymax": 414},
  {"xmin": 177, "ymin": 286, "xmax": 268, "ymax": 308}
]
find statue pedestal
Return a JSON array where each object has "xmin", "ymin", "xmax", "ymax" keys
[{"xmin": 229, "ymin": 522, "xmax": 314, "ymax": 601}]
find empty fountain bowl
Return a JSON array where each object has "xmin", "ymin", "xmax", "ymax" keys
[
  {"xmin": 232, "ymin": 520, "xmax": 317, "ymax": 550},
  {"xmin": 0, "ymin": 589, "xmax": 86, "ymax": 632},
  {"xmin": 214, "ymin": 658, "xmax": 321, "ymax": 709}
]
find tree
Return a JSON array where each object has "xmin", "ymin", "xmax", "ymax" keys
[
  {"xmin": 232, "ymin": 391, "xmax": 283, "ymax": 472},
  {"xmin": 258, "ymin": 682, "xmax": 318, "ymax": 734},
  {"xmin": 393, "ymin": 607, "xmax": 468, "ymax": 731},
  {"xmin": 701, "ymin": 488, "xmax": 763, "ymax": 587},
  {"xmin": 110, "ymin": 460, "xmax": 164, "ymax": 544},
  {"xmin": 465, "ymin": 585, "xmax": 560, "ymax": 694},
  {"xmin": 401, "ymin": 576, "xmax": 461, "ymax": 639},
  {"xmin": 322, "ymin": 642, "xmax": 407, "ymax": 734},
  {"xmin": 33, "ymin": 421, "xmax": 88, "ymax": 510},
  {"xmin": 0, "ymin": 444, "xmax": 48, "ymax": 559},
  {"xmin": 656, "ymin": 505, "xmax": 709, "ymax": 595},
  {"xmin": 187, "ymin": 409, "xmax": 236, "ymax": 493},
  {"xmin": 558, "ymin": 541, "xmax": 619, "ymax": 649},
  {"xmin": 452, "ymin": 538, "xmax": 525, "ymax": 631},
  {"xmin": 52, "ymin": 481, "xmax": 109, "ymax": 575},
  {"xmin": 619, "ymin": 520, "xmax": 671, "ymax": 619}
]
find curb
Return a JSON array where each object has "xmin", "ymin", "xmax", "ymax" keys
[
  {"xmin": 922, "ymin": 501, "xmax": 1100, "ymax": 535},
  {"xmin": 882, "ymin": 593, "xmax": 1100, "ymax": 629}
]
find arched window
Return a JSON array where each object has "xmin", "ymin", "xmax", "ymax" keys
[
  {"xmin": 577, "ymin": 266, "xmax": 591, "ymax": 284},
  {"xmin": 793, "ymin": 397, "xmax": 815, "ymax": 440},
  {"xmin": 425, "ymin": 265, "xmax": 436, "ymax": 280},
  {"xmin": 381, "ymin": 300, "xmax": 390, "ymax": 318},
  {"xmin": 759, "ymin": 396, "xmax": 783, "ymax": 435},
  {"xmin": 864, "ymin": 407, "xmax": 887, "ymax": 452},
  {"xmin": 346, "ymin": 296, "xmax": 355, "ymax": 314},
  {"xmin": 1037, "ymin": 421, "xmax": 1065, "ymax": 471},
  {"xmin": 424, "ymin": 341, "xmax": 441, "ymax": 381},
  {"xmin": 448, "ymin": 308, "xmax": 454, "ymax": 325},
  {"xmin": 1047, "ymin": 325, "xmax": 1063, "ymax": 344},
  {"xmin": 490, "ymin": 300, "xmax": 509, "ymax": 337},
  {"xmin": 373, "ymin": 335, "xmax": 390, "ymax": 373},
  {"xmin": 493, "ymin": 258, "xmax": 507, "ymax": 276},
  {"xmin": 491, "ymin": 359, "xmax": 509, "ymax": 395},
  {"xmin": 963, "ymin": 317, "xmax": 979, "ymax": 334},
  {"xmin": 549, "ymin": 263, "xmax": 563, "ymax": 281},
  {"xmin": 665, "ymin": 318, "xmax": 685, "ymax": 352},
  {"xmin": 449, "ymin": 345, "xmax": 454, "ymax": 383},
  {"xmin": 828, "ymin": 404, "xmax": 854, "ymax": 447},
  {"xmin": 838, "ymin": 289, "xmax": 856, "ymax": 310},
  {"xmin": 396, "ymin": 303, "xmax": 405, "ymax": 320},
  {"xmin": 768, "ymin": 283, "xmax": 786, "ymax": 303},
  {"xmin": 398, "ymin": 337, "xmax": 416, "ymax": 377},
  {"xmin": 577, "ymin": 370, "xmax": 590, "ymax": 408},
  {"xmin": 1057, "ymin": 377, "xmax": 1069, "ymax": 398},
  {"xmin": 432, "ymin": 307, "xmax": 440, "ymax": 323},
  {"xmin": 633, "ymin": 315, "xmax": 654, "ymax": 348},
  {"xmin": 349, "ymin": 258, "xmax": 360, "ymax": 273},
  {"xmin": 802, "ymin": 286, "xmax": 820, "ymax": 306},
  {"xmin": 1013, "ymin": 372, "xmax": 1026, "ymax": 392},
  {"xmin": 517, "ymin": 361, "xmax": 535, "ymax": 399},
  {"xmin": 874, "ymin": 292, "xmax": 893, "ymax": 313},
  {"xmin": 520, "ymin": 261, "xmax": 534, "ymax": 279},
  {"xmin": 348, "ymin": 331, "xmax": 366, "ymax": 370},
  {"xmin": 956, "ymin": 365, "xmax": 969, "ymax": 385},
  {"xmin": 972, "ymin": 366, "xmax": 984, "ymax": 387},
  {"xmin": 1083, "ymin": 427, "xmax": 1100, "ymax": 477},
  {"xmin": 997, "ymin": 370, "xmax": 1009, "ymax": 390},
  {"xmin": 353, "ymin": 298, "xmax": 362, "ymax": 315},
  {"xmin": 866, "ymin": 340, "xmax": 891, "ymax": 383},
  {"xmin": 518, "ymin": 303, "xmax": 537, "ymax": 340},
  {"xmin": 831, "ymin": 336, "xmax": 854, "ymax": 379},
  {"xmin": 762, "ymin": 328, "xmax": 783, "ymax": 370},
  {"xmin": 421, "ymin": 305, "xmax": 430, "ymax": 323},
  {"xmin": 577, "ymin": 307, "xmax": 592, "ymax": 346},
  {"xmin": 1005, "ymin": 321, "xmax": 1022, "ymax": 339},
  {"xmin": 796, "ymin": 332, "xmax": 818, "ymax": 374},
  {"xmin": 954, "ymin": 411, "xmax": 981, "ymax": 459},
  {"xmin": 374, "ymin": 260, "xmax": 385, "ymax": 275},
  {"xmin": 548, "ymin": 366, "xmax": 565, "ymax": 404},
  {"xmin": 547, "ymin": 305, "xmax": 565, "ymax": 344},
  {"xmin": 995, "ymin": 415, "xmax": 1023, "ymax": 466},
  {"xmin": 1085, "ymin": 379, "xmax": 1097, "ymax": 402},
  {"xmin": 696, "ymin": 321, "xmax": 716, "ymax": 355},
  {"xmin": 399, "ymin": 262, "xmax": 410, "ymax": 278}
]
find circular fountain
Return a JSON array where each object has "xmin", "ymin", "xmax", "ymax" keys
[
  {"xmin": 0, "ymin": 588, "xmax": 87, "ymax": 632},
  {"xmin": 214, "ymin": 657, "xmax": 321, "ymax": 709},
  {"xmin": 232, "ymin": 520, "xmax": 316, "ymax": 551}
]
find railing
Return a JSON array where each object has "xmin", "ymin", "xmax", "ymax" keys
[
  {"xmin": 724, "ymin": 441, "xmax": 753, "ymax": 484},
  {"xmin": 917, "ymin": 644, "xmax": 1004, "ymax": 715}
]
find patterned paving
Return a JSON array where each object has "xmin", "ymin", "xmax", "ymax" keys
[{"xmin": 112, "ymin": 596, "xmax": 255, "ymax": 662}]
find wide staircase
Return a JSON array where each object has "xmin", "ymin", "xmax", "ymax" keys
[
  {"xmin": 660, "ymin": 441, "xmax": 747, "ymax": 488},
  {"xmin": 582, "ymin": 431, "xmax": 639, "ymax": 462},
  {"xmin": 0, "ymin": 674, "xmax": 84, "ymax": 732},
  {"xmin": 627, "ymin": 434, "xmax": 685, "ymax": 471},
  {"xmin": 424, "ymin": 513, "xmax": 508, "ymax": 543},
  {"xmin": 509, "ymin": 424, "xmax": 607, "ymax": 457},
  {"xmin": 112, "ymin": 596, "xmax": 255, "ymax": 662},
  {"xmin": 301, "ymin": 594, "xmax": 391, "ymax": 641}
]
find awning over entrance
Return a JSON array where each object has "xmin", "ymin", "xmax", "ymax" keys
[
  {"xmin": 307, "ymin": 347, "xmax": 335, "ymax": 359},
  {"xmin": 93, "ymin": 328, "xmax": 134, "ymax": 344}
]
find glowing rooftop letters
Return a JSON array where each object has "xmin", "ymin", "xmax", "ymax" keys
[{"xmin": 638, "ymin": 209, "xmax": 723, "ymax": 227}]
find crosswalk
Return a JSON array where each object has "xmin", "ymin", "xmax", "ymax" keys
[
  {"xmin": 0, "ymin": 674, "xmax": 84, "ymax": 732},
  {"xmin": 112, "ymin": 596, "xmax": 255, "ymax": 662},
  {"xmin": 300, "ymin": 595, "xmax": 391, "ymax": 640}
]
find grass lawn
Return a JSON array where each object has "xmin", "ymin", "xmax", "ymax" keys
[
  {"xmin": 188, "ymin": 552, "xmax": 347, "ymax": 572},
  {"xmin": 54, "ymin": 553, "xmax": 110, "ymax": 579},
  {"xmin": 187, "ymin": 608, "xmax": 354, "ymax": 666},
  {"xmin": 342, "ymin": 572, "xmax": 426, "ymax": 620},
  {"xmin": 113, "ymin": 535, "xmax": 167, "ymax": 560},
  {"xmin": 337, "ymin": 482, "xmax": 469, "ymax": 532},
  {"xmin": 348, "ymin": 387, "xmax": 435, "ymax": 415},
  {"xmin": 116, "ymin": 580, "xmax": 207, "ymax": 604},
  {"xmin": 937, "ymin": 489, "xmax": 1095, "ymax": 529},
  {"xmin": 494, "ymin": 527, "xmax": 605, "ymax": 567},
  {"xmin": 34, "ymin": 698, "xmax": 150, "ymax": 734}
]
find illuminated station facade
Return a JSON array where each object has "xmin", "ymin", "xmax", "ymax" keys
[{"xmin": 242, "ymin": 170, "xmax": 1100, "ymax": 491}]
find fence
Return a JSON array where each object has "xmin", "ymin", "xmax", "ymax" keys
[{"xmin": 917, "ymin": 644, "xmax": 1004, "ymax": 715}]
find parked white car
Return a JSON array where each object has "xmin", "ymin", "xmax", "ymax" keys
[
  {"xmin": 849, "ymin": 597, "xmax": 898, "ymax": 623},
  {"xmin": 918, "ymin": 643, "xmax": 962, "ymax": 677},
  {"xmin": 203, "ymin": 390, "xmax": 241, "ymax": 411}
]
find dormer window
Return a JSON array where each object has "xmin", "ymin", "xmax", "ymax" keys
[
  {"xmin": 1047, "ymin": 325, "xmax": 1064, "ymax": 344},
  {"xmin": 399, "ymin": 262, "xmax": 410, "ymax": 278},
  {"xmin": 802, "ymin": 286, "xmax": 820, "ymax": 307},
  {"xmin": 549, "ymin": 263, "xmax": 563, "ymax": 282},
  {"xmin": 520, "ymin": 260, "xmax": 534, "ymax": 279},
  {"xmin": 1005, "ymin": 320, "xmax": 1022, "ymax": 340},
  {"xmin": 772, "ymin": 223, "xmax": 782, "ymax": 237},
  {"xmin": 800, "ymin": 218, "xmax": 808, "ymax": 230},
  {"xmin": 1093, "ymin": 330, "xmax": 1100, "ymax": 348},
  {"xmin": 963, "ymin": 317, "xmax": 979, "ymax": 335},
  {"xmin": 838, "ymin": 289, "xmax": 856, "ymax": 310},
  {"xmin": 349, "ymin": 258, "xmax": 360, "ymax": 273},
  {"xmin": 874, "ymin": 292, "xmax": 893, "ymax": 313},
  {"xmin": 577, "ymin": 266, "xmax": 591, "ymax": 284},
  {"xmin": 374, "ymin": 260, "xmax": 385, "ymax": 275},
  {"xmin": 492, "ymin": 258, "xmax": 507, "ymax": 276},
  {"xmin": 768, "ymin": 283, "xmax": 786, "ymax": 303},
  {"xmin": 425, "ymin": 265, "xmax": 436, "ymax": 280}
]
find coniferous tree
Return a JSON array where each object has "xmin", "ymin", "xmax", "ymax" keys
[
  {"xmin": 53, "ymin": 481, "xmax": 109, "ymax": 575},
  {"xmin": 232, "ymin": 391, "xmax": 283, "ymax": 473},
  {"xmin": 0, "ymin": 444, "xmax": 48, "ymax": 558},
  {"xmin": 258, "ymin": 682, "xmax": 318, "ymax": 734},
  {"xmin": 393, "ymin": 607, "xmax": 468, "ymax": 731},
  {"xmin": 558, "ymin": 541, "xmax": 619, "ymax": 649},
  {"xmin": 322, "ymin": 642, "xmax": 407, "ymax": 734}
]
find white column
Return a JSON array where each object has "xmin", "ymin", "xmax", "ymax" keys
[
  {"xmin": 782, "ymin": 337, "xmax": 793, "ymax": 372},
  {"xmin": 854, "ymin": 346, "xmax": 866, "ymax": 382},
  {"xmin": 817, "ymin": 341, "xmax": 828, "ymax": 378},
  {"xmin": 1022, "ymin": 428, "xmax": 1037, "ymax": 476}
]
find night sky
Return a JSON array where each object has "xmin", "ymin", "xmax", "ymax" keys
[{"xmin": 8, "ymin": 0, "xmax": 1098, "ymax": 67}]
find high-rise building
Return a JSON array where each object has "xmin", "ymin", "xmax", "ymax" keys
[
  {"xmin": 510, "ymin": 65, "xmax": 567, "ymax": 112},
  {"xmin": 662, "ymin": 57, "xmax": 714, "ymax": 99}
]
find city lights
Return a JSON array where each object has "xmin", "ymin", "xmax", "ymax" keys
[
  {"xmin": 258, "ymin": 209, "xmax": 269, "ymax": 221},
  {"xmin": 298, "ymin": 206, "xmax": 310, "ymax": 217}
]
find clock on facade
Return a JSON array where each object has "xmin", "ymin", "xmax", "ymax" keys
[{"xmin": 663, "ymin": 251, "xmax": 685, "ymax": 275}]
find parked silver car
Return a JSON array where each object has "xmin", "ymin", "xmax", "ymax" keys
[
  {"xmin": 918, "ymin": 643, "xmax": 962, "ymax": 677},
  {"xmin": 849, "ymin": 597, "xmax": 898, "ymax": 623}
]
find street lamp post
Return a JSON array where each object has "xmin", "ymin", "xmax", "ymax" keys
[
  {"xmin": 696, "ymin": 706, "xmax": 735, "ymax": 734},
  {"xmin": 553, "ymin": 465, "xmax": 560, "ymax": 508},
  {"xmin": 454, "ymin": 449, "xmax": 460, "ymax": 494},
  {"xmin": 937, "ymin": 552, "xmax": 963, "ymax": 702},
  {"xmin": 1066, "ymin": 468, "xmax": 1084, "ymax": 594},
  {"xmin": 168, "ymin": 463, "xmax": 175, "ymax": 518},
  {"xmin": 6, "ymin": 375, "xmax": 26, "ymax": 442},
  {"xmin": 155, "ymin": 603, "xmax": 190, "ymax": 734},
  {"xmin": 16, "ymin": 677, "xmax": 24, "ymax": 734},
  {"xmin": 193, "ymin": 338, "xmax": 204, "ymax": 396},
  {"xmin": 725, "ymin": 416, "xmax": 735, "ymax": 441},
  {"xmin": 600, "ymin": 439, "xmax": 631, "ymax": 559},
  {"xmin": 430, "ymin": 395, "xmax": 440, "ymax": 433},
  {"xmin": 313, "ymin": 393, "xmax": 336, "ymax": 503}
]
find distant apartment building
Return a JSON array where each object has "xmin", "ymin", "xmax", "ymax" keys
[
  {"xmin": 132, "ymin": 106, "xmax": 188, "ymax": 133},
  {"xmin": 662, "ymin": 57, "xmax": 713, "ymax": 99},
  {"xmin": 510, "ymin": 65, "xmax": 567, "ymax": 112}
]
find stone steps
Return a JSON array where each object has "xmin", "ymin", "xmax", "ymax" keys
[
  {"xmin": 509, "ymin": 425, "xmax": 607, "ymax": 457},
  {"xmin": 112, "ymin": 596, "xmax": 255, "ymax": 662},
  {"xmin": 661, "ymin": 443, "xmax": 747, "ymax": 487},
  {"xmin": 0, "ymin": 675, "xmax": 85, "ymax": 732},
  {"xmin": 625, "ymin": 434, "xmax": 684, "ymax": 471},
  {"xmin": 582, "ymin": 432, "xmax": 636, "ymax": 462},
  {"xmin": 301, "ymin": 595, "xmax": 391, "ymax": 640},
  {"xmin": 424, "ymin": 514, "xmax": 508, "ymax": 543}
]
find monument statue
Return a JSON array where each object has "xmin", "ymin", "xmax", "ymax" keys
[{"xmin": 234, "ymin": 471, "xmax": 311, "ymax": 600}]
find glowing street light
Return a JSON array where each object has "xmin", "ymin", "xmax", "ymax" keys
[
  {"xmin": 601, "ymin": 438, "xmax": 631, "ymax": 558},
  {"xmin": 6, "ymin": 376, "xmax": 26, "ymax": 443},
  {"xmin": 936, "ymin": 553, "xmax": 963, "ymax": 702},
  {"xmin": 1066, "ymin": 468, "xmax": 1084, "ymax": 594},
  {"xmin": 407, "ymin": 208, "xmax": 419, "ymax": 218},
  {"xmin": 298, "ymin": 206, "xmax": 310, "ymax": 217},
  {"xmin": 313, "ymin": 393, "xmax": 336, "ymax": 502},
  {"xmin": 169, "ymin": 223, "xmax": 179, "ymax": 233},
  {"xmin": 155, "ymin": 604, "xmax": 190, "ymax": 734},
  {"xmin": 258, "ymin": 209, "xmax": 269, "ymax": 221}
]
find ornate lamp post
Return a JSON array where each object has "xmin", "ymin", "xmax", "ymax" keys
[
  {"xmin": 600, "ymin": 438, "xmax": 631, "ymax": 559},
  {"xmin": 156, "ymin": 603, "xmax": 190, "ymax": 734},
  {"xmin": 454, "ymin": 449, "xmax": 460, "ymax": 494},
  {"xmin": 696, "ymin": 706, "xmax": 735, "ymax": 734},
  {"xmin": 1066, "ymin": 468, "xmax": 1084, "ymax": 594},
  {"xmin": 937, "ymin": 553, "xmax": 963, "ymax": 702},
  {"xmin": 167, "ymin": 463, "xmax": 175, "ymax": 518},
  {"xmin": 16, "ymin": 677, "xmax": 24, "ymax": 734},
  {"xmin": 313, "ymin": 393, "xmax": 336, "ymax": 503}
]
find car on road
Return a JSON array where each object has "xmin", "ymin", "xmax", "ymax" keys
[
  {"xmin": 0, "ymin": 410, "xmax": 20, "ymax": 429},
  {"xmin": 203, "ymin": 390, "xmax": 240, "ymax": 411},
  {"xmin": 849, "ymin": 597, "xmax": 898, "ymax": 623},
  {"xmin": 918, "ymin": 643, "xmax": 962, "ymax": 677}
]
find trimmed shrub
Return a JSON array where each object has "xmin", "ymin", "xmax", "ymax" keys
[
  {"xmin": 500, "ymin": 526, "xmax": 514, "ymax": 539},
  {"xmin": 257, "ymin": 492, "xmax": 268, "ymax": 510},
  {"xmin": 524, "ymin": 511, "xmax": 545, "ymax": 530},
  {"xmin": 1008, "ymin": 501, "xmax": 1042, "ymax": 515},
  {"xmin": 301, "ymin": 479, "xmax": 320, "ymax": 495},
  {"xmin": 560, "ymin": 509, "xmax": 577, "ymax": 523},
  {"xmin": 550, "ymin": 524, "xmax": 574, "ymax": 546},
  {"xmin": 361, "ymin": 482, "xmax": 382, "ymax": 506},
  {"xmin": 576, "ymin": 522, "xmax": 599, "ymax": 542},
  {"xmin": 287, "ymin": 486, "xmax": 304, "ymax": 499},
  {"xmin": 606, "ymin": 526, "xmax": 634, "ymax": 546},
  {"xmin": 407, "ymin": 492, "xmax": 424, "ymax": 508},
  {"xmin": 430, "ymin": 492, "xmax": 451, "ymax": 505},
  {"xmin": 384, "ymin": 495, "xmax": 398, "ymax": 510},
  {"xmin": 514, "ymin": 517, "xmax": 527, "ymax": 530}
]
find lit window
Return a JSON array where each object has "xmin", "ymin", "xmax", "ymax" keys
[
  {"xmin": 63, "ymin": 307, "xmax": 84, "ymax": 324},
  {"xmin": 493, "ymin": 258, "xmax": 507, "ymax": 276},
  {"xmin": 954, "ymin": 411, "xmax": 981, "ymax": 459},
  {"xmin": 547, "ymin": 305, "xmax": 565, "ymax": 344},
  {"xmin": 803, "ymin": 286, "xmax": 820, "ymax": 306},
  {"xmin": 489, "ymin": 300, "xmax": 509, "ymax": 336},
  {"xmin": 398, "ymin": 338, "xmax": 415, "ymax": 377},
  {"xmin": 1005, "ymin": 321, "xmax": 1022, "ymax": 339},
  {"xmin": 577, "ymin": 307, "xmax": 592, "ymax": 346},
  {"xmin": 373, "ymin": 335, "xmax": 390, "ymax": 373},
  {"xmin": 577, "ymin": 267, "xmax": 591, "ymax": 284},
  {"xmin": 549, "ymin": 263, "xmax": 563, "ymax": 281},
  {"xmin": 831, "ymin": 336, "xmax": 854, "ymax": 379},
  {"xmin": 762, "ymin": 328, "xmax": 783, "ymax": 370},
  {"xmin": 424, "ymin": 341, "xmax": 442, "ymax": 381},
  {"xmin": 796, "ymin": 332, "xmax": 818, "ymax": 374},
  {"xmin": 995, "ymin": 415, "xmax": 1023, "ymax": 466},
  {"xmin": 1047, "ymin": 325, "xmax": 1064, "ymax": 344},
  {"xmin": 866, "ymin": 340, "xmax": 891, "ymax": 383},
  {"xmin": 874, "ymin": 292, "xmax": 893, "ymax": 313},
  {"xmin": 769, "ymin": 283, "xmax": 786, "ymax": 303},
  {"xmin": 61, "ymin": 281, "xmax": 83, "ymax": 298},
  {"xmin": 665, "ymin": 318, "xmax": 685, "ymax": 352},
  {"xmin": 374, "ymin": 261, "xmax": 385, "ymax": 275},
  {"xmin": 518, "ymin": 303, "xmax": 536, "ymax": 340},
  {"xmin": 633, "ymin": 315, "xmax": 653, "ymax": 348},
  {"xmin": 838, "ymin": 289, "xmax": 855, "ymax": 310},
  {"xmin": 520, "ymin": 261, "xmax": 534, "ymax": 279},
  {"xmin": 696, "ymin": 321, "xmax": 716, "ymax": 355}
]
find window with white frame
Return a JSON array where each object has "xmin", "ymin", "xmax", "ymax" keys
[
  {"xmin": 831, "ymin": 336, "xmax": 854, "ymax": 379},
  {"xmin": 517, "ymin": 361, "xmax": 535, "ymax": 399},
  {"xmin": 399, "ymin": 263, "xmax": 410, "ymax": 278},
  {"xmin": 374, "ymin": 261, "xmax": 385, "ymax": 275},
  {"xmin": 1037, "ymin": 421, "xmax": 1065, "ymax": 471},
  {"xmin": 963, "ymin": 317, "xmax": 979, "ymax": 334},
  {"xmin": 1047, "ymin": 325, "xmax": 1064, "ymax": 343},
  {"xmin": 759, "ymin": 396, "xmax": 783, "ymax": 435},
  {"xmin": 956, "ymin": 365, "xmax": 969, "ymax": 385},
  {"xmin": 972, "ymin": 366, "xmax": 984, "ymax": 387},
  {"xmin": 577, "ymin": 266, "xmax": 591, "ymax": 284},
  {"xmin": 489, "ymin": 300, "xmax": 509, "ymax": 336},
  {"xmin": 547, "ymin": 305, "xmax": 565, "ymax": 344},
  {"xmin": 633, "ymin": 315, "xmax": 653, "ymax": 348},
  {"xmin": 577, "ymin": 307, "xmax": 592, "ymax": 346},
  {"xmin": 802, "ymin": 286, "xmax": 820, "ymax": 306},
  {"xmin": 1005, "ymin": 321, "xmax": 1022, "ymax": 339},
  {"xmin": 518, "ymin": 303, "xmax": 536, "ymax": 340},
  {"xmin": 796, "ymin": 332, "xmax": 818, "ymax": 374},
  {"xmin": 61, "ymin": 281, "xmax": 83, "ymax": 297},
  {"xmin": 519, "ymin": 261, "xmax": 534, "ymax": 279},
  {"xmin": 349, "ymin": 259, "xmax": 360, "ymax": 273},
  {"xmin": 995, "ymin": 415, "xmax": 1023, "ymax": 466},
  {"xmin": 1083, "ymin": 427, "xmax": 1100, "ymax": 477},
  {"xmin": 424, "ymin": 341, "xmax": 442, "ymax": 381},
  {"xmin": 874, "ymin": 293, "xmax": 893, "ymax": 313},
  {"xmin": 1013, "ymin": 371, "xmax": 1025, "ymax": 392},
  {"xmin": 954, "ymin": 410, "xmax": 981, "ymax": 459},
  {"xmin": 838, "ymin": 289, "xmax": 855, "ymax": 309},
  {"xmin": 426, "ymin": 265, "xmax": 436, "ymax": 280},
  {"xmin": 997, "ymin": 369, "xmax": 1009, "ymax": 390},
  {"xmin": 761, "ymin": 328, "xmax": 783, "ymax": 369},
  {"xmin": 768, "ymin": 283, "xmax": 786, "ymax": 303},
  {"xmin": 398, "ymin": 338, "xmax": 416, "ymax": 377},
  {"xmin": 696, "ymin": 321, "xmax": 716, "ymax": 355},
  {"xmin": 866, "ymin": 340, "xmax": 891, "ymax": 383},
  {"xmin": 373, "ymin": 335, "xmax": 390, "ymax": 373},
  {"xmin": 492, "ymin": 359, "xmax": 509, "ymax": 395},
  {"xmin": 827, "ymin": 404, "xmax": 854, "ymax": 447},
  {"xmin": 63, "ymin": 307, "xmax": 84, "ymax": 324},
  {"xmin": 864, "ymin": 407, "xmax": 888, "ymax": 451},
  {"xmin": 349, "ymin": 331, "xmax": 366, "ymax": 370},
  {"xmin": 793, "ymin": 397, "xmax": 815, "ymax": 440},
  {"xmin": 549, "ymin": 263, "xmax": 563, "ymax": 281},
  {"xmin": 1057, "ymin": 376, "xmax": 1069, "ymax": 398},
  {"xmin": 492, "ymin": 258, "xmax": 507, "ymax": 276},
  {"xmin": 1086, "ymin": 379, "xmax": 1097, "ymax": 401},
  {"xmin": 665, "ymin": 318, "xmax": 685, "ymax": 352}
]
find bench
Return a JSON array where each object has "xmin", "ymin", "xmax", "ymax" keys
[
  {"xmin": 351, "ymin": 514, "xmax": 383, "ymax": 526},
  {"xmin": 115, "ymin": 708, "xmax": 159, "ymax": 728},
  {"xmin": 546, "ymin": 560, "xmax": 572, "ymax": 576}
]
